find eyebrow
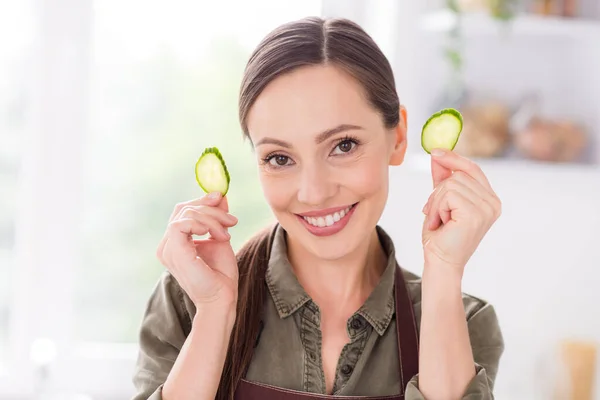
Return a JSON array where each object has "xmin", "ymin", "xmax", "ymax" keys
[{"xmin": 254, "ymin": 124, "xmax": 364, "ymax": 148}]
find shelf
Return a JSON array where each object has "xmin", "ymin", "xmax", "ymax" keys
[
  {"xmin": 420, "ymin": 10, "xmax": 600, "ymax": 39},
  {"xmin": 403, "ymin": 153, "xmax": 600, "ymax": 177}
]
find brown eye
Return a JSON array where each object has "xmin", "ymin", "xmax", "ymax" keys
[
  {"xmin": 268, "ymin": 155, "xmax": 290, "ymax": 166},
  {"xmin": 336, "ymin": 140, "xmax": 355, "ymax": 153}
]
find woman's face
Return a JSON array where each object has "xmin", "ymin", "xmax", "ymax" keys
[{"xmin": 246, "ymin": 64, "xmax": 407, "ymax": 260}]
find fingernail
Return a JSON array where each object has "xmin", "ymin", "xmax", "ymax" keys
[
  {"xmin": 208, "ymin": 191, "xmax": 221, "ymax": 199},
  {"xmin": 431, "ymin": 148, "xmax": 445, "ymax": 157}
]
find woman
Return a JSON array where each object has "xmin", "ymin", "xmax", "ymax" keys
[{"xmin": 132, "ymin": 17, "xmax": 504, "ymax": 400}]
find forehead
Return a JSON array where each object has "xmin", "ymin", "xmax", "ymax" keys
[{"xmin": 246, "ymin": 64, "xmax": 380, "ymax": 142}]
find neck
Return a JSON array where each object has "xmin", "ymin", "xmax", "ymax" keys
[{"xmin": 287, "ymin": 229, "xmax": 387, "ymax": 315}]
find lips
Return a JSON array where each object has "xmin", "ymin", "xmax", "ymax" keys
[
  {"xmin": 295, "ymin": 203, "xmax": 358, "ymax": 237},
  {"xmin": 301, "ymin": 205, "xmax": 353, "ymax": 227}
]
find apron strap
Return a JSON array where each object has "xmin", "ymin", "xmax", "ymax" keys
[{"xmin": 394, "ymin": 266, "xmax": 420, "ymax": 394}]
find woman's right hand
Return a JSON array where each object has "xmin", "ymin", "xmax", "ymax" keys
[{"xmin": 156, "ymin": 192, "xmax": 239, "ymax": 307}]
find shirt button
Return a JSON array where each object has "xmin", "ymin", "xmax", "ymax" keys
[
  {"xmin": 341, "ymin": 364, "xmax": 353, "ymax": 376},
  {"xmin": 351, "ymin": 318, "xmax": 363, "ymax": 330}
]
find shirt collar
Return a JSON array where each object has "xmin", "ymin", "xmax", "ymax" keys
[{"xmin": 265, "ymin": 224, "xmax": 398, "ymax": 336}]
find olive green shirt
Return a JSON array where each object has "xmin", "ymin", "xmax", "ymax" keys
[{"xmin": 132, "ymin": 225, "xmax": 504, "ymax": 399}]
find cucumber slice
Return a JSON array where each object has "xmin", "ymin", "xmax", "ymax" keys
[
  {"xmin": 195, "ymin": 147, "xmax": 230, "ymax": 195},
  {"xmin": 421, "ymin": 108, "xmax": 463, "ymax": 154}
]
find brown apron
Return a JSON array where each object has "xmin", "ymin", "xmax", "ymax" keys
[{"xmin": 235, "ymin": 266, "xmax": 419, "ymax": 399}]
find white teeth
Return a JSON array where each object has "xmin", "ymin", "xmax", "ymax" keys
[
  {"xmin": 302, "ymin": 204, "xmax": 355, "ymax": 227},
  {"xmin": 325, "ymin": 215, "xmax": 334, "ymax": 226}
]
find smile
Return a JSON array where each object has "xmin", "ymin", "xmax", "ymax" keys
[
  {"xmin": 301, "ymin": 205, "xmax": 352, "ymax": 227},
  {"xmin": 295, "ymin": 203, "xmax": 358, "ymax": 237}
]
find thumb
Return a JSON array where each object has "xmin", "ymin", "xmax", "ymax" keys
[
  {"xmin": 431, "ymin": 154, "xmax": 452, "ymax": 188},
  {"xmin": 217, "ymin": 195, "xmax": 229, "ymax": 213}
]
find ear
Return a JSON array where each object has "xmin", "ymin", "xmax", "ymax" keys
[{"xmin": 389, "ymin": 106, "xmax": 408, "ymax": 166}]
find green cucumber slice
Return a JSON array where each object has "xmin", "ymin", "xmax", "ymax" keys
[
  {"xmin": 195, "ymin": 147, "xmax": 230, "ymax": 195},
  {"xmin": 421, "ymin": 108, "xmax": 463, "ymax": 154}
]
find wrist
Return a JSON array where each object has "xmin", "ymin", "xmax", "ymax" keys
[
  {"xmin": 422, "ymin": 259, "xmax": 463, "ymax": 297},
  {"xmin": 193, "ymin": 302, "xmax": 237, "ymax": 331},
  {"xmin": 424, "ymin": 252, "xmax": 464, "ymax": 280}
]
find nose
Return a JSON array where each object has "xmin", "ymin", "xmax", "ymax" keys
[{"xmin": 296, "ymin": 163, "xmax": 337, "ymax": 207}]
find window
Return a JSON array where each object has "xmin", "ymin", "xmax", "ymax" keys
[
  {"xmin": 0, "ymin": 0, "xmax": 34, "ymax": 376},
  {"xmin": 78, "ymin": 0, "xmax": 322, "ymax": 344},
  {"xmin": 2, "ymin": 0, "xmax": 322, "ymax": 397}
]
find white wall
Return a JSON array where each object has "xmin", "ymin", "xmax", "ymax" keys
[
  {"xmin": 380, "ymin": 157, "xmax": 600, "ymax": 399},
  {"xmin": 321, "ymin": 0, "xmax": 600, "ymax": 397}
]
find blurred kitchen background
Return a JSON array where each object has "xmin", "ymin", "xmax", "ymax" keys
[{"xmin": 1, "ymin": 0, "xmax": 599, "ymax": 399}]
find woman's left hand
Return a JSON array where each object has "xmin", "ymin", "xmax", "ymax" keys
[{"xmin": 421, "ymin": 149, "xmax": 502, "ymax": 276}]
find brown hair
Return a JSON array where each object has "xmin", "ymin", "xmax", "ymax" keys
[{"xmin": 217, "ymin": 16, "xmax": 401, "ymax": 399}]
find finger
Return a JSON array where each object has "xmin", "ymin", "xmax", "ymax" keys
[
  {"xmin": 158, "ymin": 192, "xmax": 226, "ymax": 258},
  {"xmin": 162, "ymin": 237, "xmax": 217, "ymax": 284},
  {"xmin": 431, "ymin": 154, "xmax": 452, "ymax": 188},
  {"xmin": 430, "ymin": 148, "xmax": 493, "ymax": 191},
  {"xmin": 451, "ymin": 171, "xmax": 501, "ymax": 219},
  {"xmin": 426, "ymin": 189, "xmax": 448, "ymax": 231},
  {"xmin": 423, "ymin": 184, "xmax": 441, "ymax": 215},
  {"xmin": 162, "ymin": 219, "xmax": 209, "ymax": 267},
  {"xmin": 168, "ymin": 192, "xmax": 224, "ymax": 223},
  {"xmin": 167, "ymin": 218, "xmax": 210, "ymax": 240},
  {"xmin": 425, "ymin": 181, "xmax": 478, "ymax": 231},
  {"xmin": 157, "ymin": 219, "xmax": 209, "ymax": 265},
  {"xmin": 217, "ymin": 195, "xmax": 229, "ymax": 213},
  {"xmin": 424, "ymin": 171, "xmax": 498, "ymax": 217},
  {"xmin": 435, "ymin": 189, "xmax": 478, "ymax": 230},
  {"xmin": 176, "ymin": 205, "xmax": 238, "ymax": 227},
  {"xmin": 177, "ymin": 211, "xmax": 231, "ymax": 241},
  {"xmin": 193, "ymin": 239, "xmax": 239, "ymax": 280}
]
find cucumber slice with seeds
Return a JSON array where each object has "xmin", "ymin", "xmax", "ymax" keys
[
  {"xmin": 195, "ymin": 147, "xmax": 230, "ymax": 195},
  {"xmin": 421, "ymin": 108, "xmax": 463, "ymax": 154}
]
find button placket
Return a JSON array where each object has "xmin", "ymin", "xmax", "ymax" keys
[{"xmin": 298, "ymin": 301, "xmax": 325, "ymax": 393}]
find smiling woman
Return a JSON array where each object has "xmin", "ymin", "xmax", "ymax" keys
[
  {"xmin": 132, "ymin": 16, "xmax": 504, "ymax": 400},
  {"xmin": 245, "ymin": 62, "xmax": 406, "ymax": 263}
]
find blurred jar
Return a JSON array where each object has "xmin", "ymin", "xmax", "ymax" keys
[
  {"xmin": 534, "ymin": 339, "xmax": 598, "ymax": 400},
  {"xmin": 436, "ymin": 88, "xmax": 512, "ymax": 159},
  {"xmin": 558, "ymin": 340, "xmax": 597, "ymax": 400}
]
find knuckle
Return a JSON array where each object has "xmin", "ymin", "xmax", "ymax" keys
[
  {"xmin": 196, "ymin": 205, "xmax": 211, "ymax": 214},
  {"xmin": 155, "ymin": 246, "xmax": 164, "ymax": 264},
  {"xmin": 445, "ymin": 178, "xmax": 462, "ymax": 192},
  {"xmin": 180, "ymin": 207, "xmax": 196, "ymax": 218},
  {"xmin": 467, "ymin": 158, "xmax": 481, "ymax": 171},
  {"xmin": 174, "ymin": 202, "xmax": 186, "ymax": 214},
  {"xmin": 167, "ymin": 219, "xmax": 182, "ymax": 234},
  {"xmin": 495, "ymin": 198, "xmax": 503, "ymax": 219},
  {"xmin": 482, "ymin": 202, "xmax": 495, "ymax": 220},
  {"xmin": 453, "ymin": 170, "xmax": 468, "ymax": 181},
  {"xmin": 445, "ymin": 185, "xmax": 460, "ymax": 199},
  {"xmin": 471, "ymin": 212, "xmax": 485, "ymax": 228}
]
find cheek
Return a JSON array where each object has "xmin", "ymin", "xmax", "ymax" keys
[
  {"xmin": 343, "ymin": 154, "xmax": 389, "ymax": 198},
  {"xmin": 258, "ymin": 172, "xmax": 294, "ymax": 212}
]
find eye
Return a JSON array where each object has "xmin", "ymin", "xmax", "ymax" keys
[
  {"xmin": 331, "ymin": 138, "xmax": 357, "ymax": 155},
  {"xmin": 263, "ymin": 154, "xmax": 293, "ymax": 168},
  {"xmin": 271, "ymin": 155, "xmax": 290, "ymax": 166}
]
